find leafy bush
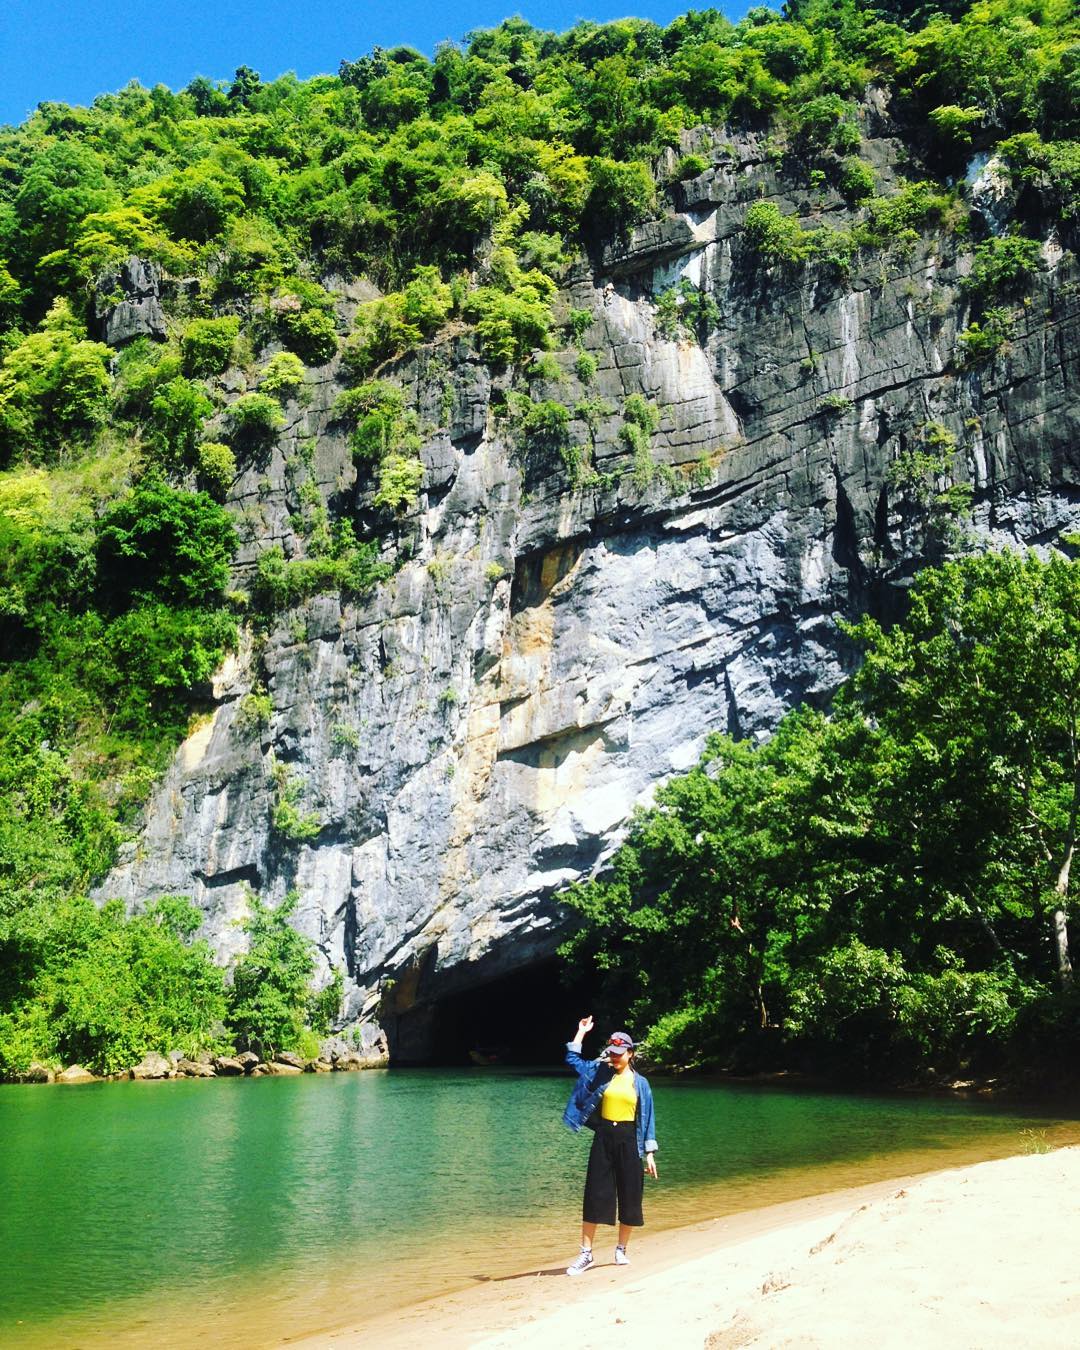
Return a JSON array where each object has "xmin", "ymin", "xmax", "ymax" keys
[
  {"xmin": 585, "ymin": 158, "xmax": 656, "ymax": 233},
  {"xmin": 619, "ymin": 398, "xmax": 662, "ymax": 488},
  {"xmin": 271, "ymin": 285, "xmax": 339, "ymax": 365},
  {"xmin": 520, "ymin": 398, "xmax": 571, "ymax": 443},
  {"xmin": 958, "ymin": 307, "xmax": 1014, "ymax": 364},
  {"xmin": 838, "ymin": 157, "xmax": 876, "ymax": 202},
  {"xmin": 961, "ymin": 235, "xmax": 1042, "ymax": 305},
  {"xmin": 566, "ymin": 308, "xmax": 593, "ymax": 344},
  {"xmin": 226, "ymin": 889, "xmax": 326, "ymax": 1056},
  {"xmin": 181, "ymin": 317, "xmax": 241, "ymax": 378},
  {"xmin": 885, "ymin": 421, "xmax": 971, "ymax": 554},
  {"xmin": 111, "ymin": 340, "xmax": 183, "ymax": 421},
  {"xmin": 654, "ymin": 279, "xmax": 720, "ymax": 342},
  {"xmin": 0, "ymin": 896, "xmax": 228, "ymax": 1076},
  {"xmin": 464, "ymin": 249, "xmax": 557, "ymax": 365},
  {"xmin": 927, "ymin": 104, "xmax": 983, "ymax": 150},
  {"xmin": 140, "ymin": 161, "xmax": 245, "ymax": 243},
  {"xmin": 374, "ymin": 453, "xmax": 425, "ymax": 511},
  {"xmin": 519, "ymin": 231, "xmax": 567, "ymax": 276},
  {"xmin": 467, "ymin": 285, "xmax": 553, "ymax": 364},
  {"xmin": 196, "ymin": 440, "xmax": 236, "ymax": 499},
  {"xmin": 894, "ymin": 967, "xmax": 1031, "ymax": 1076},
  {"xmin": 0, "ymin": 302, "xmax": 112, "ymax": 465},
  {"xmin": 998, "ymin": 133, "xmax": 1080, "ymax": 225},
  {"xmin": 333, "ymin": 380, "xmax": 419, "ymax": 467},
  {"xmin": 343, "ymin": 295, "xmax": 422, "ymax": 377},
  {"xmin": 817, "ymin": 392, "xmax": 852, "ymax": 416},
  {"xmin": 259, "ymin": 350, "xmax": 306, "ymax": 399},
  {"xmin": 791, "ymin": 94, "xmax": 859, "ymax": 154},
  {"xmin": 250, "ymin": 533, "xmax": 391, "ymax": 612},
  {"xmin": 786, "ymin": 940, "xmax": 908, "ymax": 1076},
  {"xmin": 853, "ymin": 182, "xmax": 954, "ymax": 257},
  {"xmin": 270, "ymin": 759, "xmax": 322, "ymax": 842},
  {"xmin": 528, "ymin": 352, "xmax": 563, "ymax": 384},
  {"xmin": 343, "ymin": 269, "xmax": 453, "ymax": 377},
  {"xmin": 229, "ymin": 391, "xmax": 286, "ymax": 442},
  {"xmin": 575, "ymin": 395, "xmax": 615, "ymax": 438},
  {"xmin": 623, "ymin": 422, "xmax": 656, "ymax": 487},
  {"xmin": 278, "ymin": 305, "xmax": 338, "ymax": 364},
  {"xmin": 574, "ymin": 350, "xmax": 597, "ymax": 383},
  {"xmin": 308, "ymin": 968, "xmax": 344, "ymax": 1036},
  {"xmin": 743, "ymin": 202, "xmax": 811, "ymax": 266},
  {"xmin": 149, "ymin": 377, "xmax": 214, "ymax": 465},
  {"xmin": 95, "ymin": 480, "xmax": 237, "ymax": 608},
  {"xmin": 623, "ymin": 393, "xmax": 660, "ymax": 433},
  {"xmin": 95, "ymin": 603, "xmax": 238, "ymax": 732},
  {"xmin": 402, "ymin": 265, "xmax": 455, "ymax": 331},
  {"xmin": 674, "ymin": 153, "xmax": 708, "ymax": 180}
]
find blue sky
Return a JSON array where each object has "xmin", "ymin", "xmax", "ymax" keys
[{"xmin": 0, "ymin": 1, "xmax": 755, "ymax": 128}]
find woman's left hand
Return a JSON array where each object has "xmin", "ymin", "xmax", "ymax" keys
[{"xmin": 645, "ymin": 1154, "xmax": 658, "ymax": 1179}]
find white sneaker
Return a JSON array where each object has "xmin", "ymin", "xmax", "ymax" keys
[
  {"xmin": 566, "ymin": 1248, "xmax": 594, "ymax": 1276},
  {"xmin": 614, "ymin": 1245, "xmax": 630, "ymax": 1266}
]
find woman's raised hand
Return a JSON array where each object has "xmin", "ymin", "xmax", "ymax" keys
[{"xmin": 576, "ymin": 1014, "xmax": 594, "ymax": 1040}]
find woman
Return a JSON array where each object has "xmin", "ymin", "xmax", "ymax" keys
[{"xmin": 561, "ymin": 1014, "xmax": 658, "ymax": 1275}]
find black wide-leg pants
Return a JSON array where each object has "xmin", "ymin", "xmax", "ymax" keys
[{"xmin": 582, "ymin": 1120, "xmax": 644, "ymax": 1227}]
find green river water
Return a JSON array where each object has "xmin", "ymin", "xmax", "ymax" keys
[{"xmin": 2, "ymin": 1069, "xmax": 1078, "ymax": 1348}]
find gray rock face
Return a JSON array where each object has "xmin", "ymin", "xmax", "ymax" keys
[
  {"xmin": 96, "ymin": 121, "xmax": 1080, "ymax": 1057},
  {"xmin": 131, "ymin": 1051, "xmax": 173, "ymax": 1080},
  {"xmin": 20, "ymin": 1062, "xmax": 53, "ymax": 1083},
  {"xmin": 57, "ymin": 1065, "xmax": 97, "ymax": 1084},
  {"xmin": 177, "ymin": 1057, "xmax": 216, "ymax": 1077},
  {"xmin": 94, "ymin": 256, "xmax": 168, "ymax": 347},
  {"xmin": 967, "ymin": 154, "xmax": 1015, "ymax": 237},
  {"xmin": 325, "ymin": 1027, "xmax": 390, "ymax": 1069}
]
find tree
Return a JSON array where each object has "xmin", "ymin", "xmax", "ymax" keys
[
  {"xmin": 149, "ymin": 376, "xmax": 214, "ymax": 464},
  {"xmin": 560, "ymin": 710, "xmax": 853, "ymax": 1061},
  {"xmin": 0, "ymin": 303, "xmax": 111, "ymax": 465},
  {"xmin": 11, "ymin": 142, "xmax": 115, "ymax": 270},
  {"xmin": 228, "ymin": 66, "xmax": 263, "ymax": 108},
  {"xmin": 226, "ymin": 889, "xmax": 318, "ymax": 1056},
  {"xmin": 95, "ymin": 480, "xmax": 237, "ymax": 608},
  {"xmin": 185, "ymin": 75, "xmax": 229, "ymax": 116},
  {"xmin": 847, "ymin": 550, "xmax": 1080, "ymax": 987},
  {"xmin": 0, "ymin": 896, "xmax": 227, "ymax": 1076}
]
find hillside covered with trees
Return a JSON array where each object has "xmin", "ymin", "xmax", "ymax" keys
[{"xmin": 2, "ymin": 0, "xmax": 1080, "ymax": 1081}]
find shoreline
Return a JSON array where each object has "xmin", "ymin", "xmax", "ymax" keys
[
  {"xmin": 10, "ymin": 1060, "xmax": 1077, "ymax": 1110},
  {"xmin": 289, "ymin": 1147, "xmax": 1080, "ymax": 1349}
]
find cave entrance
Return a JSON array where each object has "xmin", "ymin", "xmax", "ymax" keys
[{"xmin": 425, "ymin": 958, "xmax": 593, "ymax": 1067}]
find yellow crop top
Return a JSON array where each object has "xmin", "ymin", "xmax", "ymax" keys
[{"xmin": 600, "ymin": 1068, "xmax": 637, "ymax": 1122}]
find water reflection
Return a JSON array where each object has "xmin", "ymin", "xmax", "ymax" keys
[{"xmin": 1, "ymin": 1069, "xmax": 1076, "ymax": 1347}]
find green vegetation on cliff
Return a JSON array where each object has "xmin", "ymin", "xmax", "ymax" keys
[{"xmin": 1, "ymin": 0, "xmax": 1079, "ymax": 1077}]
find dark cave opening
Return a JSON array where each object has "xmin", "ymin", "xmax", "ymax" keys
[{"xmin": 421, "ymin": 959, "xmax": 596, "ymax": 1067}]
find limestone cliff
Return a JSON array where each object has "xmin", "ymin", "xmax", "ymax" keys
[{"xmin": 95, "ymin": 108, "xmax": 1080, "ymax": 1056}]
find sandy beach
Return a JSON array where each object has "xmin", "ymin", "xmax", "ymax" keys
[{"xmin": 293, "ymin": 1147, "xmax": 1080, "ymax": 1349}]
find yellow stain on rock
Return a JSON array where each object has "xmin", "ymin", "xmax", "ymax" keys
[
  {"xmin": 439, "ymin": 541, "xmax": 585, "ymax": 905},
  {"xmin": 439, "ymin": 684, "xmax": 502, "ymax": 899},
  {"xmin": 180, "ymin": 712, "xmax": 217, "ymax": 772},
  {"xmin": 531, "ymin": 725, "xmax": 606, "ymax": 818}
]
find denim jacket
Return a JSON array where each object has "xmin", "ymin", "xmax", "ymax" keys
[{"xmin": 561, "ymin": 1041, "xmax": 658, "ymax": 1159}]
